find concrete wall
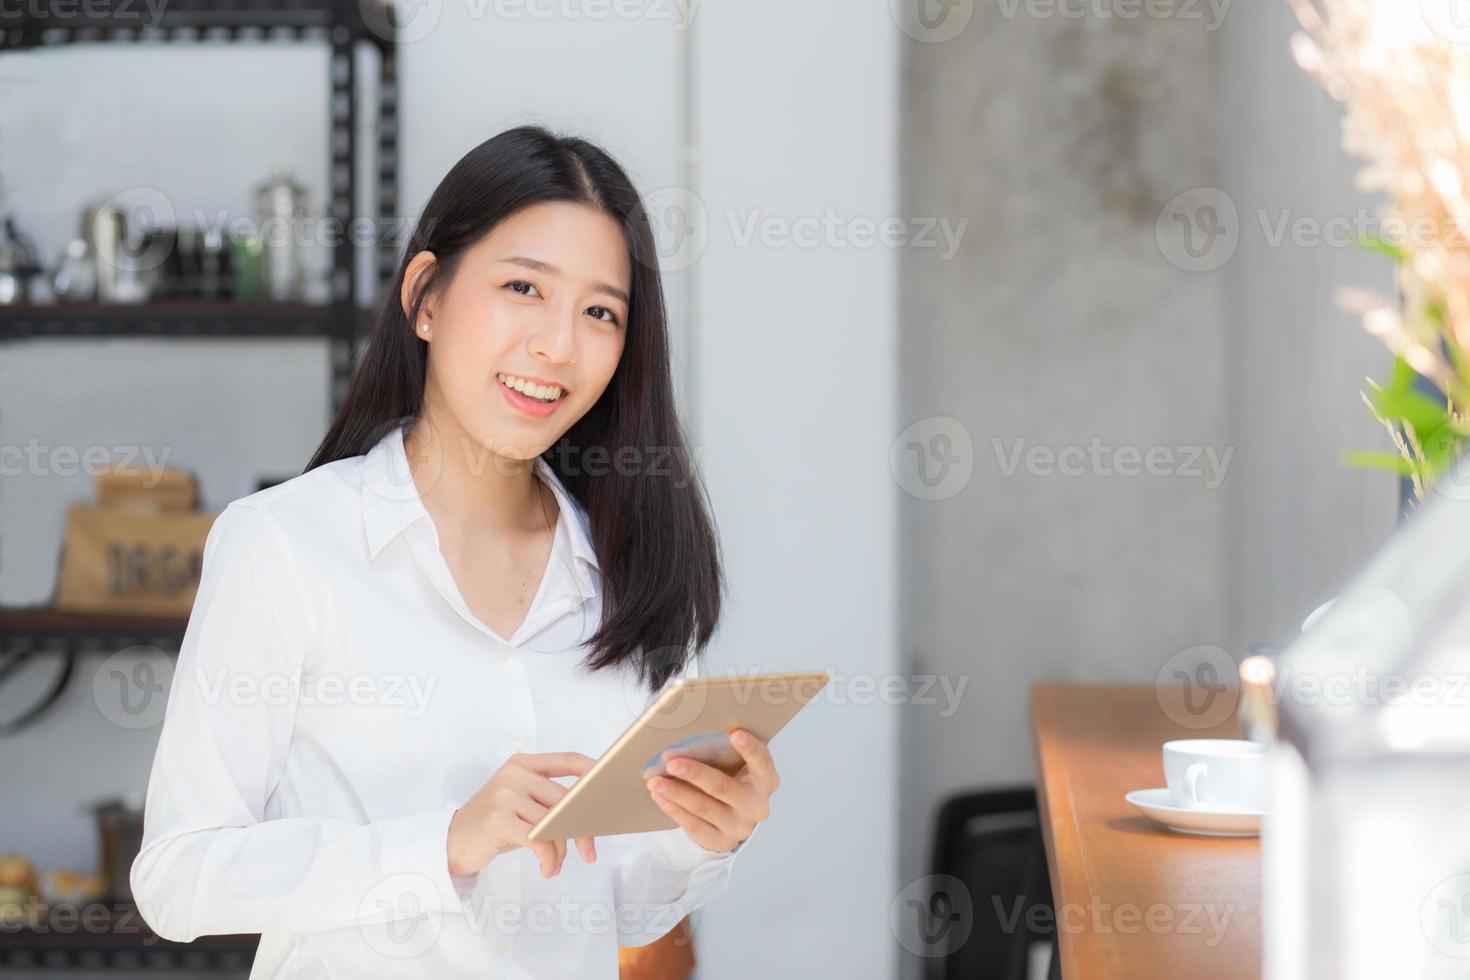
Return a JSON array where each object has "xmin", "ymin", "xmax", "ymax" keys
[
  {"xmin": 897, "ymin": 2, "xmax": 1231, "ymax": 932},
  {"xmin": 897, "ymin": 3, "xmax": 1400, "ymax": 976}
]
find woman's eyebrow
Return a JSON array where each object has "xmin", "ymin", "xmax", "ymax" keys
[{"xmin": 501, "ymin": 255, "xmax": 630, "ymax": 305}]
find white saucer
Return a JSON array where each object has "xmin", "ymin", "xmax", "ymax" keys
[{"xmin": 1124, "ymin": 788, "xmax": 1262, "ymax": 837}]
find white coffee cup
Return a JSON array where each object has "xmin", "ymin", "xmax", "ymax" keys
[{"xmin": 1162, "ymin": 738, "xmax": 1266, "ymax": 812}]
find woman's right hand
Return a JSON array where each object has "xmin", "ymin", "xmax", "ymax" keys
[{"xmin": 447, "ymin": 751, "xmax": 598, "ymax": 880}]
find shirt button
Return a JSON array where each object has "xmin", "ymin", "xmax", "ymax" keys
[
  {"xmin": 495, "ymin": 939, "xmax": 509, "ymax": 956},
  {"xmin": 496, "ymin": 643, "xmax": 513, "ymax": 662},
  {"xmin": 569, "ymin": 596, "xmax": 583, "ymax": 611},
  {"xmin": 510, "ymin": 737, "xmax": 527, "ymax": 752}
]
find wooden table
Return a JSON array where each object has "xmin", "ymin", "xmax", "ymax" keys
[{"xmin": 1031, "ymin": 684, "xmax": 1261, "ymax": 979}]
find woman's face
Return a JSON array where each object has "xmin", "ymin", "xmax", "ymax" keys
[{"xmin": 403, "ymin": 200, "xmax": 631, "ymax": 463}]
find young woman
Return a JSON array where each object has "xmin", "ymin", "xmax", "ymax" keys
[{"xmin": 130, "ymin": 126, "xmax": 779, "ymax": 978}]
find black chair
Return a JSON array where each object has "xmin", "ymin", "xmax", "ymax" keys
[{"xmin": 924, "ymin": 787, "xmax": 1057, "ymax": 980}]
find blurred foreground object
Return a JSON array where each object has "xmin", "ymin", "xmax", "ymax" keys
[
  {"xmin": 1264, "ymin": 451, "xmax": 1470, "ymax": 978},
  {"xmin": 1237, "ymin": 654, "xmax": 1279, "ymax": 743},
  {"xmin": 619, "ymin": 916, "xmax": 695, "ymax": 979}
]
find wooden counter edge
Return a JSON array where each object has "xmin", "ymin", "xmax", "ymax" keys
[{"xmin": 1030, "ymin": 683, "xmax": 1085, "ymax": 980}]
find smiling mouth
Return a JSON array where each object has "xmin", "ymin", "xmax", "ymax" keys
[{"xmin": 497, "ymin": 372, "xmax": 568, "ymax": 404}]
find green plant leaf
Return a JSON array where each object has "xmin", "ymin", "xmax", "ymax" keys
[
  {"xmin": 1366, "ymin": 383, "xmax": 1451, "ymax": 443},
  {"xmin": 1353, "ymin": 232, "xmax": 1408, "ymax": 263},
  {"xmin": 1389, "ymin": 355, "xmax": 1418, "ymax": 390},
  {"xmin": 1343, "ymin": 449, "xmax": 1415, "ymax": 475}
]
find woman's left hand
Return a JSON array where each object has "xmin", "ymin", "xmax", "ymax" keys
[{"xmin": 644, "ymin": 728, "xmax": 778, "ymax": 853}]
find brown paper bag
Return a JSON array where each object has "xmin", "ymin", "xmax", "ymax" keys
[
  {"xmin": 55, "ymin": 504, "xmax": 219, "ymax": 616},
  {"xmin": 95, "ymin": 466, "xmax": 198, "ymax": 514}
]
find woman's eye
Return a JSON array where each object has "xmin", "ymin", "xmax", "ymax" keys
[
  {"xmin": 505, "ymin": 280, "xmax": 541, "ymax": 298},
  {"xmin": 588, "ymin": 306, "xmax": 622, "ymax": 327}
]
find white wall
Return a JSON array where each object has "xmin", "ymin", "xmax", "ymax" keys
[{"xmin": 686, "ymin": 3, "xmax": 900, "ymax": 978}]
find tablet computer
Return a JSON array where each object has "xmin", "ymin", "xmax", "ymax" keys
[{"xmin": 527, "ymin": 670, "xmax": 830, "ymax": 841}]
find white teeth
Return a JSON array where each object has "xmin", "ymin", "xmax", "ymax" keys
[{"xmin": 498, "ymin": 374, "xmax": 563, "ymax": 403}]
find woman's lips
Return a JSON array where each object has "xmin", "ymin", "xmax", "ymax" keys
[{"xmin": 497, "ymin": 376, "xmax": 566, "ymax": 418}]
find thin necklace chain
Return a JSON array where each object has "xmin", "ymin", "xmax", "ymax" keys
[{"xmin": 517, "ymin": 471, "xmax": 558, "ymax": 608}]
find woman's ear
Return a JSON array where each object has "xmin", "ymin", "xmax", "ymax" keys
[{"xmin": 400, "ymin": 250, "xmax": 437, "ymax": 323}]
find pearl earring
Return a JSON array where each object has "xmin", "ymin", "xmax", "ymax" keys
[{"xmin": 420, "ymin": 323, "xmax": 429, "ymax": 333}]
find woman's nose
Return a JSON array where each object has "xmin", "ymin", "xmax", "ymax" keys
[{"xmin": 528, "ymin": 308, "xmax": 577, "ymax": 363}]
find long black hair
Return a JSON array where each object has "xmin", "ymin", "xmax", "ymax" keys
[{"xmin": 305, "ymin": 125, "xmax": 722, "ymax": 692}]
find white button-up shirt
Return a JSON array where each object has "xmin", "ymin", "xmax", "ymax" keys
[{"xmin": 131, "ymin": 421, "xmax": 747, "ymax": 978}]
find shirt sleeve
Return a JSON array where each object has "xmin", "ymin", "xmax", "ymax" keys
[
  {"xmin": 610, "ymin": 646, "xmax": 755, "ymax": 947},
  {"xmin": 129, "ymin": 501, "xmax": 476, "ymax": 943}
]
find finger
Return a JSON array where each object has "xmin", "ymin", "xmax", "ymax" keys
[
  {"xmin": 650, "ymin": 788, "xmax": 725, "ymax": 850},
  {"xmin": 511, "ymin": 795, "xmax": 550, "ymax": 828},
  {"xmin": 729, "ymin": 729, "xmax": 779, "ymax": 789},
  {"xmin": 519, "ymin": 751, "xmax": 597, "ymax": 778},
  {"xmin": 575, "ymin": 835, "xmax": 597, "ymax": 863},
  {"xmin": 502, "ymin": 767, "xmax": 575, "ymax": 810},
  {"xmin": 647, "ymin": 773, "xmax": 737, "ymax": 827},
  {"xmin": 530, "ymin": 840, "xmax": 560, "ymax": 878},
  {"xmin": 551, "ymin": 839, "xmax": 566, "ymax": 876},
  {"xmin": 661, "ymin": 756, "xmax": 744, "ymax": 806}
]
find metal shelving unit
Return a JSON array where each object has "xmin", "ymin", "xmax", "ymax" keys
[
  {"xmin": 0, "ymin": 300, "xmax": 373, "ymax": 340},
  {"xmin": 0, "ymin": 3, "xmax": 402, "ymax": 968},
  {"xmin": 0, "ymin": 607, "xmax": 187, "ymax": 652},
  {"xmin": 0, "ymin": 903, "xmax": 258, "ymax": 972},
  {"xmin": 0, "ymin": 0, "xmax": 401, "ymax": 409}
]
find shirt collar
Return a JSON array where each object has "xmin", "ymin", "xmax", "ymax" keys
[{"xmin": 359, "ymin": 422, "xmax": 599, "ymax": 597}]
